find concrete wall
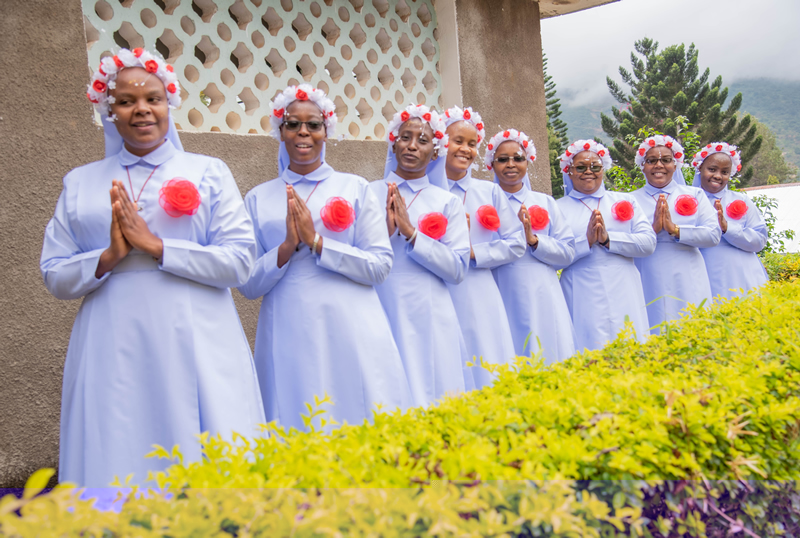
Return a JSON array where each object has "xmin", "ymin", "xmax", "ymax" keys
[{"xmin": 0, "ymin": 0, "xmax": 551, "ymax": 487}]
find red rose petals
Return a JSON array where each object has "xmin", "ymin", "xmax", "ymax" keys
[
  {"xmin": 726, "ymin": 200, "xmax": 748, "ymax": 220},
  {"xmin": 159, "ymin": 179, "xmax": 201, "ymax": 217},
  {"xmin": 476, "ymin": 205, "xmax": 501, "ymax": 231},
  {"xmin": 418, "ymin": 212, "xmax": 448, "ymax": 240},
  {"xmin": 612, "ymin": 200, "xmax": 634, "ymax": 221},
  {"xmin": 320, "ymin": 197, "xmax": 355, "ymax": 232},
  {"xmin": 528, "ymin": 205, "xmax": 549, "ymax": 230},
  {"xmin": 675, "ymin": 194, "xmax": 698, "ymax": 216}
]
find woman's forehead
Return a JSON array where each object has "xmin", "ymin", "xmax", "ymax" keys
[
  {"xmin": 285, "ymin": 100, "xmax": 324, "ymax": 117},
  {"xmin": 399, "ymin": 118, "xmax": 433, "ymax": 134}
]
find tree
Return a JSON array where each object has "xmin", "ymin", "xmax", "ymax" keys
[
  {"xmin": 746, "ymin": 118, "xmax": 798, "ymax": 186},
  {"xmin": 600, "ymin": 38, "xmax": 762, "ymax": 184},
  {"xmin": 543, "ymin": 54, "xmax": 569, "ymax": 197}
]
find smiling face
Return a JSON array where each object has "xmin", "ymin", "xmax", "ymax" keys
[
  {"xmin": 493, "ymin": 141, "xmax": 528, "ymax": 193},
  {"xmin": 109, "ymin": 67, "xmax": 170, "ymax": 156},
  {"xmin": 445, "ymin": 120, "xmax": 478, "ymax": 180},
  {"xmin": 280, "ymin": 100, "xmax": 327, "ymax": 172},
  {"xmin": 568, "ymin": 150, "xmax": 604, "ymax": 195},
  {"xmin": 699, "ymin": 152, "xmax": 733, "ymax": 194},
  {"xmin": 392, "ymin": 118, "xmax": 436, "ymax": 180},
  {"xmin": 642, "ymin": 146, "xmax": 677, "ymax": 189}
]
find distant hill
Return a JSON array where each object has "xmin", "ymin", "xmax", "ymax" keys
[{"xmin": 556, "ymin": 79, "xmax": 800, "ymax": 168}]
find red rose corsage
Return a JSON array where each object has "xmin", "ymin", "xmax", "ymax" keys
[
  {"xmin": 320, "ymin": 197, "xmax": 355, "ymax": 232},
  {"xmin": 675, "ymin": 195, "xmax": 698, "ymax": 216},
  {"xmin": 476, "ymin": 205, "xmax": 501, "ymax": 231},
  {"xmin": 527, "ymin": 205, "xmax": 549, "ymax": 230},
  {"xmin": 418, "ymin": 212, "xmax": 448, "ymax": 240},
  {"xmin": 726, "ymin": 200, "xmax": 748, "ymax": 220},
  {"xmin": 612, "ymin": 200, "xmax": 634, "ymax": 221},
  {"xmin": 159, "ymin": 178, "xmax": 201, "ymax": 217}
]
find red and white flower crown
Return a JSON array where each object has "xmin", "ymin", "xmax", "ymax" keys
[
  {"xmin": 87, "ymin": 48, "xmax": 181, "ymax": 122},
  {"xmin": 691, "ymin": 142, "xmax": 743, "ymax": 175},
  {"xmin": 268, "ymin": 84, "xmax": 338, "ymax": 138},
  {"xmin": 484, "ymin": 129, "xmax": 537, "ymax": 171},
  {"xmin": 443, "ymin": 106, "xmax": 486, "ymax": 144},
  {"xmin": 558, "ymin": 139, "xmax": 612, "ymax": 173},
  {"xmin": 634, "ymin": 135, "xmax": 685, "ymax": 168},
  {"xmin": 386, "ymin": 104, "xmax": 448, "ymax": 155}
]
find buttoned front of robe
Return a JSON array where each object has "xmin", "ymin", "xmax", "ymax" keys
[
  {"xmin": 446, "ymin": 171, "xmax": 525, "ymax": 387},
  {"xmin": 370, "ymin": 172, "xmax": 473, "ymax": 405},
  {"xmin": 493, "ymin": 185, "xmax": 577, "ymax": 363},
  {"xmin": 40, "ymin": 140, "xmax": 265, "ymax": 487},
  {"xmin": 238, "ymin": 163, "xmax": 412, "ymax": 430},
  {"xmin": 699, "ymin": 187, "xmax": 768, "ymax": 300},
  {"xmin": 557, "ymin": 187, "xmax": 656, "ymax": 351},
  {"xmin": 631, "ymin": 182, "xmax": 721, "ymax": 332}
]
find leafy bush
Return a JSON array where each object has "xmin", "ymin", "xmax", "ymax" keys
[
  {"xmin": 752, "ymin": 195, "xmax": 797, "ymax": 254},
  {"xmin": 3, "ymin": 281, "xmax": 800, "ymax": 536},
  {"xmin": 761, "ymin": 252, "xmax": 800, "ymax": 281}
]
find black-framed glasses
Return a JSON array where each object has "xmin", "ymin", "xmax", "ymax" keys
[
  {"xmin": 572, "ymin": 164, "xmax": 603, "ymax": 173},
  {"xmin": 644, "ymin": 156, "xmax": 674, "ymax": 166},
  {"xmin": 494, "ymin": 155, "xmax": 527, "ymax": 164},
  {"xmin": 282, "ymin": 120, "xmax": 325, "ymax": 132}
]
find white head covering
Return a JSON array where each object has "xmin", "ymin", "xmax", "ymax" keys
[
  {"xmin": 267, "ymin": 84, "xmax": 338, "ymax": 175},
  {"xmin": 384, "ymin": 105, "xmax": 448, "ymax": 186},
  {"xmin": 87, "ymin": 48, "xmax": 184, "ymax": 157},
  {"xmin": 634, "ymin": 135, "xmax": 686, "ymax": 186},
  {"xmin": 558, "ymin": 139, "xmax": 613, "ymax": 196},
  {"xmin": 483, "ymin": 129, "xmax": 537, "ymax": 190},
  {"xmin": 691, "ymin": 142, "xmax": 742, "ymax": 187}
]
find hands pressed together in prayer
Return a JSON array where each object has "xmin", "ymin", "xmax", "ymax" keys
[
  {"xmin": 713, "ymin": 199, "xmax": 728, "ymax": 234},
  {"xmin": 96, "ymin": 180, "xmax": 164, "ymax": 278},
  {"xmin": 384, "ymin": 182, "xmax": 417, "ymax": 246},
  {"xmin": 586, "ymin": 209, "xmax": 609, "ymax": 248},
  {"xmin": 652, "ymin": 194, "xmax": 680, "ymax": 239},
  {"xmin": 518, "ymin": 204, "xmax": 539, "ymax": 249},
  {"xmin": 464, "ymin": 212, "xmax": 475, "ymax": 260},
  {"xmin": 278, "ymin": 185, "xmax": 323, "ymax": 268}
]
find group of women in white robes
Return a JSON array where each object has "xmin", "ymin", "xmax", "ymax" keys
[{"xmin": 42, "ymin": 55, "xmax": 770, "ymax": 488}]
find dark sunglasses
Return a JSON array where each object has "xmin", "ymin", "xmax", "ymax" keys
[
  {"xmin": 494, "ymin": 155, "xmax": 527, "ymax": 164},
  {"xmin": 644, "ymin": 157, "xmax": 674, "ymax": 166},
  {"xmin": 282, "ymin": 120, "xmax": 325, "ymax": 132},
  {"xmin": 572, "ymin": 164, "xmax": 604, "ymax": 173}
]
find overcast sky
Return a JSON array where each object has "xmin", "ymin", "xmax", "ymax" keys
[{"xmin": 540, "ymin": 0, "xmax": 800, "ymax": 107}]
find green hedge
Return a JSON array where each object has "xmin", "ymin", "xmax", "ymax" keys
[
  {"xmin": 2, "ymin": 280, "xmax": 800, "ymax": 536},
  {"xmin": 761, "ymin": 251, "xmax": 800, "ymax": 282}
]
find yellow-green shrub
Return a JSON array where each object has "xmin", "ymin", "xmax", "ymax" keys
[
  {"xmin": 2, "ymin": 280, "xmax": 800, "ymax": 536},
  {"xmin": 761, "ymin": 251, "xmax": 800, "ymax": 282}
]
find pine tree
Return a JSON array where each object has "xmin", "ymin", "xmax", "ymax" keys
[
  {"xmin": 543, "ymin": 55, "xmax": 569, "ymax": 197},
  {"xmin": 600, "ymin": 38, "xmax": 763, "ymax": 185}
]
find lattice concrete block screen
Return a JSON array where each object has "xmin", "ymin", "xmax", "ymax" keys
[{"xmin": 82, "ymin": 0, "xmax": 441, "ymax": 140}]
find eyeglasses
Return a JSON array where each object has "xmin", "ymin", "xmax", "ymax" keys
[
  {"xmin": 644, "ymin": 157, "xmax": 674, "ymax": 166},
  {"xmin": 572, "ymin": 164, "xmax": 604, "ymax": 174},
  {"xmin": 494, "ymin": 155, "xmax": 527, "ymax": 164},
  {"xmin": 282, "ymin": 120, "xmax": 325, "ymax": 132}
]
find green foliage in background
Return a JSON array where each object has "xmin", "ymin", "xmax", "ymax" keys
[
  {"xmin": 761, "ymin": 252, "xmax": 800, "ymax": 282},
  {"xmin": 4, "ymin": 279, "xmax": 800, "ymax": 536},
  {"xmin": 752, "ymin": 194, "xmax": 797, "ymax": 254},
  {"xmin": 746, "ymin": 117, "xmax": 799, "ymax": 186},
  {"xmin": 600, "ymin": 38, "xmax": 763, "ymax": 185}
]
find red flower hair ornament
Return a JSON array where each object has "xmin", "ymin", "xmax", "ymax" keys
[
  {"xmin": 634, "ymin": 135, "xmax": 685, "ymax": 169},
  {"xmin": 476, "ymin": 205, "xmax": 501, "ymax": 231},
  {"xmin": 690, "ymin": 142, "xmax": 743, "ymax": 177},
  {"xmin": 159, "ymin": 179, "xmax": 201, "ymax": 217},
  {"xmin": 726, "ymin": 199, "xmax": 748, "ymax": 220},
  {"xmin": 418, "ymin": 212, "xmax": 448, "ymax": 240},
  {"xmin": 86, "ymin": 48, "xmax": 181, "ymax": 122},
  {"xmin": 484, "ymin": 129, "xmax": 537, "ymax": 171},
  {"xmin": 443, "ymin": 106, "xmax": 486, "ymax": 145},
  {"xmin": 528, "ymin": 205, "xmax": 549, "ymax": 230},
  {"xmin": 612, "ymin": 200, "xmax": 634, "ymax": 221},
  {"xmin": 320, "ymin": 197, "xmax": 355, "ymax": 232},
  {"xmin": 558, "ymin": 139, "xmax": 612, "ymax": 175},
  {"xmin": 268, "ymin": 84, "xmax": 338, "ymax": 139},
  {"xmin": 674, "ymin": 195, "xmax": 698, "ymax": 216},
  {"xmin": 387, "ymin": 104, "xmax": 448, "ymax": 156}
]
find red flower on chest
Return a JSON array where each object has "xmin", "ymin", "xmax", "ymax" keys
[
  {"xmin": 612, "ymin": 200, "xmax": 634, "ymax": 221},
  {"xmin": 418, "ymin": 212, "xmax": 448, "ymax": 240},
  {"xmin": 320, "ymin": 197, "xmax": 355, "ymax": 232},
  {"xmin": 726, "ymin": 199, "xmax": 748, "ymax": 220},
  {"xmin": 527, "ymin": 205, "xmax": 549, "ymax": 230},
  {"xmin": 159, "ymin": 179, "xmax": 202, "ymax": 217},
  {"xmin": 476, "ymin": 205, "xmax": 501, "ymax": 231},
  {"xmin": 674, "ymin": 195, "xmax": 698, "ymax": 216}
]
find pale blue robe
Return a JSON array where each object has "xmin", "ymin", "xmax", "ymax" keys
[
  {"xmin": 493, "ymin": 184, "xmax": 577, "ymax": 363},
  {"xmin": 40, "ymin": 140, "xmax": 265, "ymax": 487},
  {"xmin": 556, "ymin": 185, "xmax": 656, "ymax": 351},
  {"xmin": 370, "ymin": 172, "xmax": 473, "ymax": 406},
  {"xmin": 631, "ymin": 181, "xmax": 721, "ymax": 331},
  {"xmin": 699, "ymin": 186, "xmax": 768, "ymax": 300},
  {"xmin": 239, "ymin": 163, "xmax": 412, "ymax": 430},
  {"xmin": 446, "ymin": 171, "xmax": 525, "ymax": 387}
]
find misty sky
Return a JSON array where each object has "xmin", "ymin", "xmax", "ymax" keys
[{"xmin": 540, "ymin": 0, "xmax": 800, "ymax": 107}]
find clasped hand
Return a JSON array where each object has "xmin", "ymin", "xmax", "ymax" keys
[
  {"xmin": 713, "ymin": 199, "xmax": 728, "ymax": 233},
  {"xmin": 652, "ymin": 194, "xmax": 679, "ymax": 236},
  {"xmin": 586, "ymin": 209, "xmax": 609, "ymax": 247},
  {"xmin": 96, "ymin": 180, "xmax": 164, "ymax": 277},
  {"xmin": 278, "ymin": 185, "xmax": 322, "ymax": 267},
  {"xmin": 385, "ymin": 183, "xmax": 416, "ymax": 244},
  {"xmin": 518, "ymin": 204, "xmax": 538, "ymax": 248}
]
